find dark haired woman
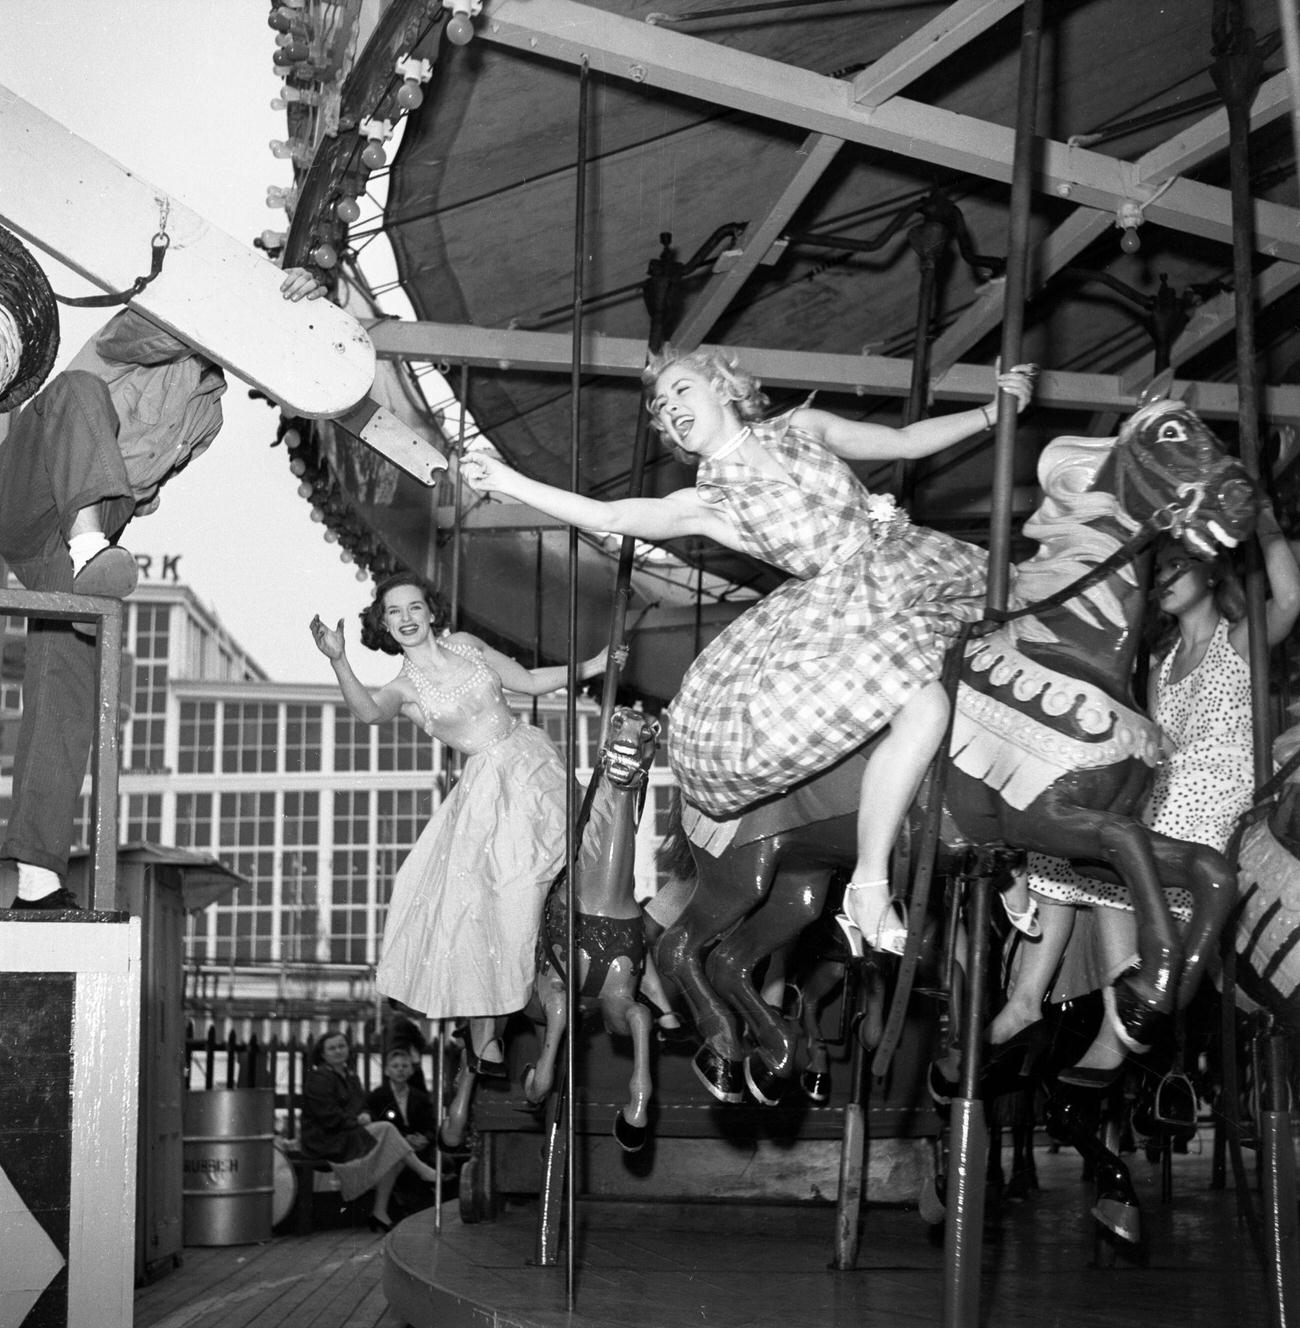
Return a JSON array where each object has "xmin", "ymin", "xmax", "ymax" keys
[
  {"xmin": 463, "ymin": 348, "xmax": 1034, "ymax": 955},
  {"xmin": 299, "ymin": 1029, "xmax": 441, "ymax": 1232},
  {"xmin": 310, "ymin": 573, "xmax": 608, "ymax": 1083},
  {"xmin": 987, "ymin": 520, "xmax": 1300, "ymax": 1081}
]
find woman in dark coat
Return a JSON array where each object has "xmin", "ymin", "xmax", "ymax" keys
[{"xmin": 299, "ymin": 1029, "xmax": 440, "ymax": 1231}]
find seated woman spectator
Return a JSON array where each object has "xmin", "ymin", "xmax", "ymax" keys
[{"xmin": 299, "ymin": 1029, "xmax": 441, "ymax": 1232}]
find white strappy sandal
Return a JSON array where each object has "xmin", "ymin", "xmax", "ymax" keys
[{"xmin": 834, "ymin": 879, "xmax": 908, "ymax": 958}]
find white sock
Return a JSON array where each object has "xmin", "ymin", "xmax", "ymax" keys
[
  {"xmin": 69, "ymin": 531, "xmax": 110, "ymax": 576},
  {"xmin": 16, "ymin": 862, "xmax": 61, "ymax": 901}
]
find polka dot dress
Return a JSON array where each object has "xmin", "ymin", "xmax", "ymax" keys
[{"xmin": 1027, "ymin": 616, "xmax": 1253, "ymax": 918}]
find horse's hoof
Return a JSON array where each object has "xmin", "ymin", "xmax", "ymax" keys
[
  {"xmin": 691, "ymin": 1046, "xmax": 745, "ymax": 1105},
  {"xmin": 1106, "ymin": 978, "xmax": 1167, "ymax": 1054},
  {"xmin": 800, "ymin": 1068, "xmax": 830, "ymax": 1104},
  {"xmin": 613, "ymin": 1111, "xmax": 649, "ymax": 1153},
  {"xmin": 1091, "ymin": 1192, "xmax": 1141, "ymax": 1244},
  {"xmin": 743, "ymin": 1055, "xmax": 787, "ymax": 1107},
  {"xmin": 918, "ymin": 1175, "xmax": 946, "ymax": 1226},
  {"xmin": 521, "ymin": 1064, "xmax": 545, "ymax": 1106}
]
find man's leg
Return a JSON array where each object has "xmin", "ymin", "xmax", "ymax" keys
[{"xmin": 0, "ymin": 372, "xmax": 132, "ymax": 903}]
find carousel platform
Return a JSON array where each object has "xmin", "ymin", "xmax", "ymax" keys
[{"xmin": 382, "ymin": 1138, "xmax": 1273, "ymax": 1328}]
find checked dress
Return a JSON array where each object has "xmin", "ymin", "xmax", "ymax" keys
[{"xmin": 667, "ymin": 415, "xmax": 989, "ymax": 818}]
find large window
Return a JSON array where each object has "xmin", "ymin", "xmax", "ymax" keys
[
  {"xmin": 284, "ymin": 704, "xmax": 323, "ymax": 773},
  {"xmin": 281, "ymin": 791, "xmax": 320, "ymax": 962},
  {"xmin": 177, "ymin": 701, "xmax": 217, "ymax": 774},
  {"xmin": 210, "ymin": 791, "xmax": 277, "ymax": 960},
  {"xmin": 129, "ymin": 603, "xmax": 170, "ymax": 770},
  {"xmin": 221, "ymin": 702, "xmax": 278, "ymax": 774},
  {"xmin": 331, "ymin": 790, "xmax": 371, "ymax": 963},
  {"xmin": 124, "ymin": 793, "xmax": 163, "ymax": 843},
  {"xmin": 334, "ymin": 712, "xmax": 371, "ymax": 772}
]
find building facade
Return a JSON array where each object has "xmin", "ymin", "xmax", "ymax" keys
[{"xmin": 0, "ymin": 577, "xmax": 677, "ymax": 1026}]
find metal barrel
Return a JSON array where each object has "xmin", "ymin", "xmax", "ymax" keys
[{"xmin": 182, "ymin": 1089, "xmax": 275, "ymax": 1246}]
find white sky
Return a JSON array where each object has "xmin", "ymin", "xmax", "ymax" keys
[{"xmin": 1, "ymin": 0, "xmax": 391, "ymax": 685}]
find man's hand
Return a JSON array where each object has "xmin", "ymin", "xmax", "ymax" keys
[{"xmin": 280, "ymin": 266, "xmax": 326, "ymax": 302}]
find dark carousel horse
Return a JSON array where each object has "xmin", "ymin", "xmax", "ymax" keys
[
  {"xmin": 656, "ymin": 394, "xmax": 1258, "ymax": 1112},
  {"xmin": 524, "ymin": 705, "xmax": 662, "ymax": 1152}
]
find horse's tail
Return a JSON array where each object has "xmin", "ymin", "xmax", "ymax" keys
[{"xmin": 655, "ymin": 786, "xmax": 698, "ymax": 884}]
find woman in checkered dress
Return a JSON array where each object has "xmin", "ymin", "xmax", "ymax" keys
[{"xmin": 462, "ymin": 347, "xmax": 1035, "ymax": 954}]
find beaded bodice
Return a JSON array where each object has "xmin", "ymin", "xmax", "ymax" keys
[{"xmin": 402, "ymin": 640, "xmax": 518, "ymax": 755}]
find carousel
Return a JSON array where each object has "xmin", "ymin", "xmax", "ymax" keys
[{"xmin": 4, "ymin": 1, "xmax": 1300, "ymax": 1326}]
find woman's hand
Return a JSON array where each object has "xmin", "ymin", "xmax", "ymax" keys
[
  {"xmin": 310, "ymin": 614, "xmax": 346, "ymax": 660},
  {"xmin": 460, "ymin": 449, "xmax": 512, "ymax": 496},
  {"xmin": 992, "ymin": 362, "xmax": 1037, "ymax": 416},
  {"xmin": 580, "ymin": 644, "xmax": 629, "ymax": 680}
]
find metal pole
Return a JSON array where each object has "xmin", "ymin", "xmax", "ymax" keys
[
  {"xmin": 1279, "ymin": 0, "xmax": 1300, "ymax": 180},
  {"xmin": 563, "ymin": 55, "xmax": 591, "ymax": 1312},
  {"xmin": 1261, "ymin": 1033, "xmax": 1300, "ymax": 1326},
  {"xmin": 943, "ymin": 2, "xmax": 1042, "ymax": 1324},
  {"xmin": 1212, "ymin": 9, "xmax": 1300, "ymax": 1324},
  {"xmin": 596, "ymin": 236, "xmax": 680, "ymax": 741}
]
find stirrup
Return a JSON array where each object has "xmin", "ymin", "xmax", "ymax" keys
[{"xmin": 836, "ymin": 880, "xmax": 907, "ymax": 958}]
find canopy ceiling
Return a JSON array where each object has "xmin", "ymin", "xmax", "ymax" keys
[{"xmin": 290, "ymin": 0, "xmax": 1300, "ymax": 705}]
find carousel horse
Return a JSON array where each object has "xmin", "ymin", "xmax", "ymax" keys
[
  {"xmin": 1226, "ymin": 746, "xmax": 1300, "ymax": 1079},
  {"xmin": 656, "ymin": 393, "xmax": 1259, "ymax": 1107},
  {"xmin": 524, "ymin": 706, "xmax": 662, "ymax": 1152}
]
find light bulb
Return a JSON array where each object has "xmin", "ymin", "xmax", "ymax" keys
[
  {"xmin": 309, "ymin": 508, "xmax": 325, "ymax": 523},
  {"xmin": 1120, "ymin": 228, "xmax": 1141, "ymax": 254},
  {"xmin": 356, "ymin": 568, "xmax": 369, "ymax": 582},
  {"xmin": 298, "ymin": 480, "xmax": 314, "ymax": 498},
  {"xmin": 397, "ymin": 80, "xmax": 424, "ymax": 110},
  {"xmin": 336, "ymin": 197, "xmax": 361, "ymax": 224},
  {"xmin": 323, "ymin": 528, "xmax": 338, "ymax": 543},
  {"xmin": 446, "ymin": 13, "xmax": 474, "ymax": 44},
  {"xmin": 311, "ymin": 242, "xmax": 338, "ymax": 268},
  {"xmin": 289, "ymin": 457, "xmax": 307, "ymax": 476},
  {"xmin": 361, "ymin": 141, "xmax": 387, "ymax": 170}
]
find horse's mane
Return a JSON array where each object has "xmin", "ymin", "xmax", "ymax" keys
[{"xmin": 1008, "ymin": 434, "xmax": 1141, "ymax": 648}]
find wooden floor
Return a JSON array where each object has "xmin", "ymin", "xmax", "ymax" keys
[{"xmin": 136, "ymin": 1141, "xmax": 1280, "ymax": 1328}]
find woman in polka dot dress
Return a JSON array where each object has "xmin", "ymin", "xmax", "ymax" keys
[{"xmin": 989, "ymin": 516, "xmax": 1300, "ymax": 1081}]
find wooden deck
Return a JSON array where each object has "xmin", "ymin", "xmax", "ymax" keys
[{"xmin": 134, "ymin": 1139, "xmax": 1282, "ymax": 1328}]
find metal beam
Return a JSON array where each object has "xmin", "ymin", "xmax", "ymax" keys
[
  {"xmin": 672, "ymin": 133, "xmax": 843, "ymax": 349},
  {"xmin": 850, "ymin": 0, "xmax": 1024, "ymax": 109},
  {"xmin": 477, "ymin": 0, "xmax": 1300, "ymax": 261},
  {"xmin": 367, "ymin": 318, "xmax": 1300, "ymax": 421},
  {"xmin": 928, "ymin": 71, "xmax": 1296, "ymax": 374}
]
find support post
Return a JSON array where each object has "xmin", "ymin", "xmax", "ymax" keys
[{"xmin": 942, "ymin": 4, "xmax": 1042, "ymax": 1324}]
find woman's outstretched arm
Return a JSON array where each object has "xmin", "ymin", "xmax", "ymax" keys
[
  {"xmin": 309, "ymin": 614, "xmax": 405, "ymax": 724},
  {"xmin": 469, "ymin": 637, "xmax": 618, "ymax": 696},
  {"xmin": 802, "ymin": 363, "xmax": 1036, "ymax": 464},
  {"xmin": 460, "ymin": 452, "xmax": 741, "ymax": 550}
]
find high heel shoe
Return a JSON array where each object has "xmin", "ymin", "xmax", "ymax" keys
[
  {"xmin": 997, "ymin": 891, "xmax": 1041, "ymax": 938},
  {"xmin": 369, "ymin": 1213, "xmax": 394, "ymax": 1234},
  {"xmin": 465, "ymin": 1034, "xmax": 508, "ymax": 1079},
  {"xmin": 834, "ymin": 881, "xmax": 907, "ymax": 958}
]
